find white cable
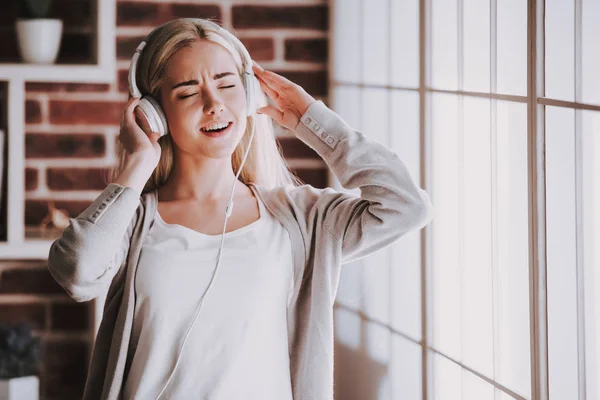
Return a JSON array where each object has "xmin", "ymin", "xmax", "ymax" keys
[{"xmin": 154, "ymin": 119, "xmax": 256, "ymax": 400}]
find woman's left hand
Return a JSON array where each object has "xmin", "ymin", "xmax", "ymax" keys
[{"xmin": 252, "ymin": 61, "xmax": 316, "ymax": 131}]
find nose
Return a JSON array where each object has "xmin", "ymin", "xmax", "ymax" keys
[{"xmin": 202, "ymin": 87, "xmax": 225, "ymax": 115}]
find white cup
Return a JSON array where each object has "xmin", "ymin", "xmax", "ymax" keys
[{"xmin": 16, "ymin": 19, "xmax": 63, "ymax": 64}]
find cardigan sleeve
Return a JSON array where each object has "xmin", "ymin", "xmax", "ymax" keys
[
  {"xmin": 291, "ymin": 100, "xmax": 433, "ymax": 264},
  {"xmin": 47, "ymin": 183, "xmax": 140, "ymax": 302}
]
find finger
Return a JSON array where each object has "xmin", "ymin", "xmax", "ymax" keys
[
  {"xmin": 251, "ymin": 60, "xmax": 264, "ymax": 74},
  {"xmin": 257, "ymin": 105, "xmax": 284, "ymax": 123},
  {"xmin": 252, "ymin": 63, "xmax": 290, "ymax": 92},
  {"xmin": 125, "ymin": 99, "xmax": 142, "ymax": 126},
  {"xmin": 253, "ymin": 69, "xmax": 276, "ymax": 94},
  {"xmin": 126, "ymin": 96, "xmax": 139, "ymax": 111},
  {"xmin": 123, "ymin": 98, "xmax": 139, "ymax": 122},
  {"xmin": 255, "ymin": 74, "xmax": 279, "ymax": 101},
  {"xmin": 260, "ymin": 70, "xmax": 294, "ymax": 91},
  {"xmin": 148, "ymin": 131, "xmax": 161, "ymax": 143}
]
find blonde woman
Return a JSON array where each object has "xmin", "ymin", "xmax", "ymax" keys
[{"xmin": 48, "ymin": 18, "xmax": 433, "ymax": 400}]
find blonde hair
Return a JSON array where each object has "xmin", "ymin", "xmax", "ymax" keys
[{"xmin": 107, "ymin": 18, "xmax": 303, "ymax": 193}]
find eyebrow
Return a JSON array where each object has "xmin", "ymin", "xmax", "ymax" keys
[{"xmin": 171, "ymin": 72, "xmax": 236, "ymax": 90}]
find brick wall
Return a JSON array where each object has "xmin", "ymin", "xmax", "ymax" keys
[
  {"xmin": 0, "ymin": 261, "xmax": 90, "ymax": 399},
  {"xmin": 1, "ymin": 1, "xmax": 329, "ymax": 399}
]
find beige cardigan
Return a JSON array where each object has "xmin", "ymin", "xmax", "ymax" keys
[{"xmin": 48, "ymin": 100, "xmax": 433, "ymax": 400}]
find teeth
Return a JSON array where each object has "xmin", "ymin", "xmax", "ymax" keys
[{"xmin": 202, "ymin": 122, "xmax": 229, "ymax": 131}]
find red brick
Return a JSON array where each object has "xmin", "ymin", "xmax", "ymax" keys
[
  {"xmin": 26, "ymin": 168, "xmax": 38, "ymax": 191},
  {"xmin": 277, "ymin": 137, "xmax": 320, "ymax": 159},
  {"xmin": 118, "ymin": 68, "xmax": 130, "ymax": 94},
  {"xmin": 51, "ymin": 302, "xmax": 89, "ymax": 331},
  {"xmin": 0, "ymin": 268, "xmax": 66, "ymax": 295},
  {"xmin": 276, "ymin": 70, "xmax": 328, "ymax": 97},
  {"xmin": 41, "ymin": 340, "xmax": 88, "ymax": 399},
  {"xmin": 26, "ymin": 82, "xmax": 110, "ymax": 93},
  {"xmin": 25, "ymin": 200, "xmax": 91, "ymax": 226},
  {"xmin": 117, "ymin": 2, "xmax": 221, "ymax": 27},
  {"xmin": 47, "ymin": 168, "xmax": 109, "ymax": 191},
  {"xmin": 116, "ymin": 35, "xmax": 146, "ymax": 60},
  {"xmin": 26, "ymin": 100, "xmax": 42, "ymax": 123},
  {"xmin": 232, "ymin": 6, "xmax": 328, "ymax": 30},
  {"xmin": 169, "ymin": 4, "xmax": 222, "ymax": 21},
  {"xmin": 0, "ymin": 303, "xmax": 46, "ymax": 330},
  {"xmin": 117, "ymin": 1, "xmax": 162, "ymax": 26},
  {"xmin": 285, "ymin": 38, "xmax": 328, "ymax": 62},
  {"xmin": 49, "ymin": 100, "xmax": 124, "ymax": 125},
  {"xmin": 240, "ymin": 38, "xmax": 274, "ymax": 61},
  {"xmin": 293, "ymin": 167, "xmax": 328, "ymax": 188},
  {"xmin": 26, "ymin": 133, "xmax": 106, "ymax": 159}
]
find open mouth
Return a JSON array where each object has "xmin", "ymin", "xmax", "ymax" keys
[{"xmin": 200, "ymin": 122, "xmax": 233, "ymax": 138}]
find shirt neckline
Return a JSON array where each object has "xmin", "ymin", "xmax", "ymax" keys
[{"xmin": 152, "ymin": 184, "xmax": 266, "ymax": 239}]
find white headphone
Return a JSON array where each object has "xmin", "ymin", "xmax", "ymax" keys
[
  {"xmin": 128, "ymin": 18, "xmax": 261, "ymax": 135},
  {"xmin": 127, "ymin": 18, "xmax": 262, "ymax": 399}
]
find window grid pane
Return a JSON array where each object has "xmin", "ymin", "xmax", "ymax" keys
[
  {"xmin": 545, "ymin": 106, "xmax": 580, "ymax": 400},
  {"xmin": 545, "ymin": 0, "xmax": 576, "ymax": 101},
  {"xmin": 432, "ymin": 93, "xmax": 462, "ymax": 360},
  {"xmin": 390, "ymin": 90, "xmax": 422, "ymax": 340},
  {"xmin": 581, "ymin": 0, "xmax": 600, "ymax": 105},
  {"xmin": 431, "ymin": 0, "xmax": 459, "ymax": 90},
  {"xmin": 463, "ymin": 0, "xmax": 491, "ymax": 92},
  {"xmin": 582, "ymin": 110, "xmax": 599, "ymax": 399},
  {"xmin": 495, "ymin": 101, "xmax": 531, "ymax": 398},
  {"xmin": 391, "ymin": 0, "xmax": 420, "ymax": 88},
  {"xmin": 461, "ymin": 97, "xmax": 494, "ymax": 376},
  {"xmin": 361, "ymin": 0, "xmax": 389, "ymax": 86},
  {"xmin": 496, "ymin": 0, "xmax": 527, "ymax": 95}
]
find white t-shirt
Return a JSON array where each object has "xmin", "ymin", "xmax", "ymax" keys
[{"xmin": 123, "ymin": 191, "xmax": 294, "ymax": 399}]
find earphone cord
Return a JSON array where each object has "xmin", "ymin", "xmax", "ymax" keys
[{"xmin": 154, "ymin": 120, "xmax": 257, "ymax": 400}]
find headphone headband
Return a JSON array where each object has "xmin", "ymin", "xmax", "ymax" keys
[
  {"xmin": 128, "ymin": 41, "xmax": 147, "ymax": 99},
  {"xmin": 127, "ymin": 19, "xmax": 256, "ymax": 100}
]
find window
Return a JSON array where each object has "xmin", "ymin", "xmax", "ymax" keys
[{"xmin": 331, "ymin": 0, "xmax": 599, "ymax": 399}]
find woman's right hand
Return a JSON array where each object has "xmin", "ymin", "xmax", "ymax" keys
[{"xmin": 118, "ymin": 97, "xmax": 162, "ymax": 167}]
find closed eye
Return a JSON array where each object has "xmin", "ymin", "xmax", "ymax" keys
[{"xmin": 178, "ymin": 85, "xmax": 236, "ymax": 99}]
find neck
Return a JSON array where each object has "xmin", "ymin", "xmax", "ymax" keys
[{"xmin": 159, "ymin": 152, "xmax": 243, "ymax": 203}]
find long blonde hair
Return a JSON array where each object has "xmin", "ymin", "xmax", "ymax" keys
[{"xmin": 107, "ymin": 18, "xmax": 303, "ymax": 193}]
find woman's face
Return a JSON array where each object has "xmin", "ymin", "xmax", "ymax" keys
[{"xmin": 160, "ymin": 39, "xmax": 247, "ymax": 159}]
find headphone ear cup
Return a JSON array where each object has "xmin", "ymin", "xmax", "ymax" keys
[
  {"xmin": 137, "ymin": 96, "xmax": 169, "ymax": 137},
  {"xmin": 244, "ymin": 73, "xmax": 259, "ymax": 117}
]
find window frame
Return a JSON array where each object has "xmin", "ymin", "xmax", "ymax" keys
[{"xmin": 331, "ymin": 0, "xmax": 600, "ymax": 399}]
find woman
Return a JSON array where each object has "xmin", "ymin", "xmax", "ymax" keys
[{"xmin": 48, "ymin": 18, "xmax": 433, "ymax": 400}]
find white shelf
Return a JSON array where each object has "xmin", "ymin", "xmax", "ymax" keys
[
  {"xmin": 0, "ymin": 64, "xmax": 115, "ymax": 83},
  {"xmin": 0, "ymin": 241, "xmax": 53, "ymax": 260},
  {"xmin": 0, "ymin": 0, "xmax": 117, "ymax": 260}
]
